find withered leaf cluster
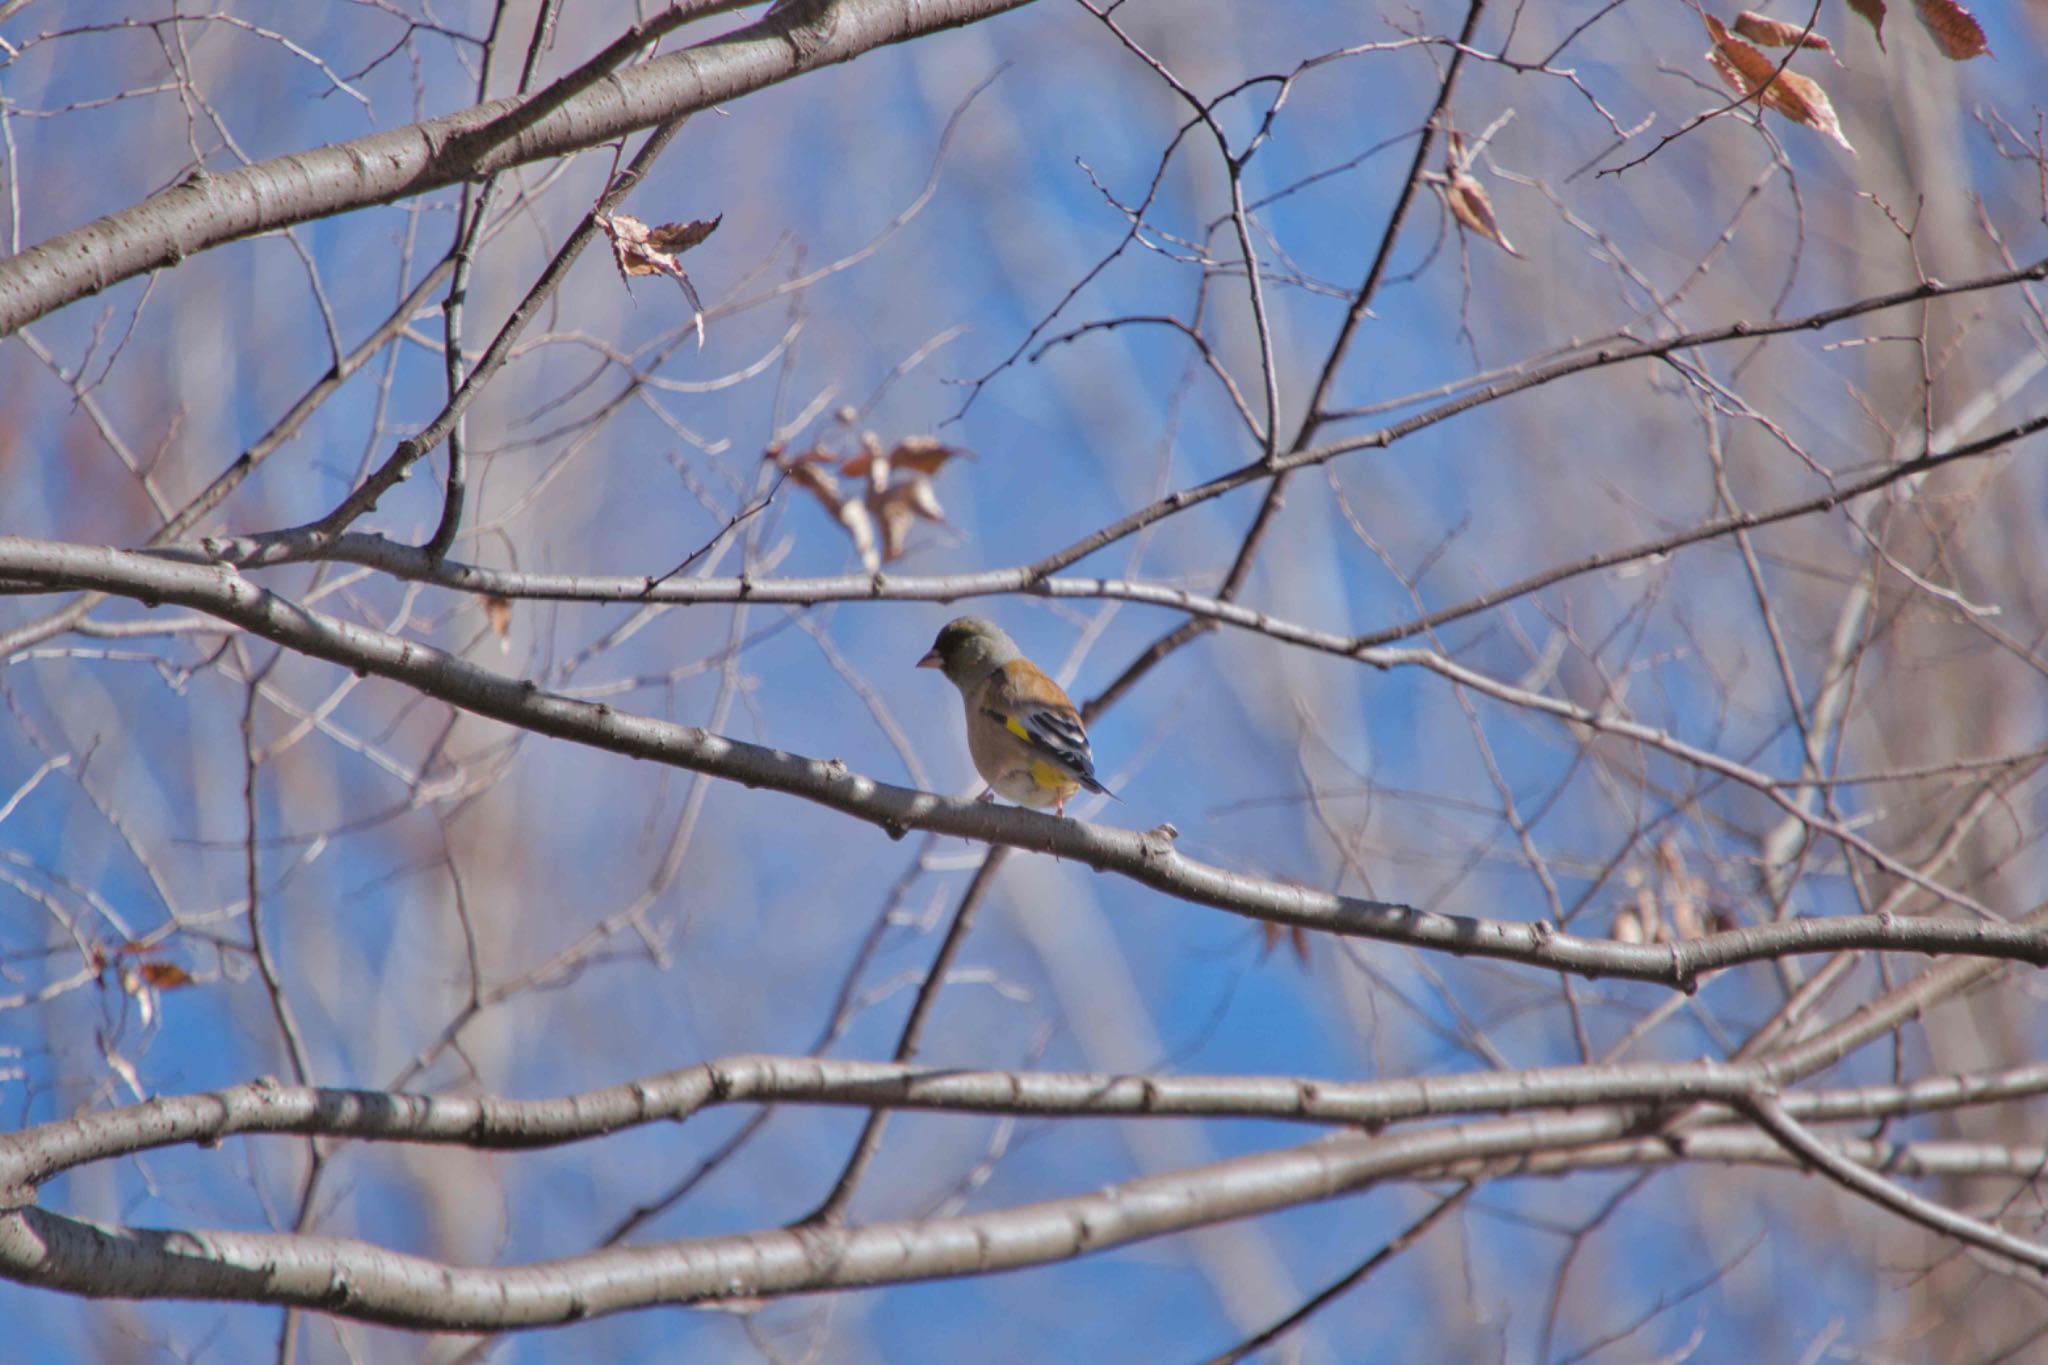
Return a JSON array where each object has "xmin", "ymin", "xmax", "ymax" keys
[
  {"xmin": 1700, "ymin": 1, "xmax": 1989, "ymax": 155},
  {"xmin": 1610, "ymin": 839, "xmax": 1739, "ymax": 946},
  {"xmin": 771, "ymin": 433, "xmax": 967, "ymax": 573},
  {"xmin": 1705, "ymin": 14, "xmax": 1856, "ymax": 153}
]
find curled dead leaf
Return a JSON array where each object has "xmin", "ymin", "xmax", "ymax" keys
[
  {"xmin": 1644, "ymin": 837, "xmax": 1716, "ymax": 940},
  {"xmin": 842, "ymin": 432, "xmax": 891, "ymax": 489},
  {"xmin": 639, "ymin": 217, "xmax": 721, "ymax": 256},
  {"xmin": 139, "ymin": 961, "xmax": 195, "ymax": 989},
  {"xmin": 597, "ymin": 212, "xmax": 722, "ymax": 276},
  {"xmin": 777, "ymin": 444, "xmax": 842, "ymax": 467},
  {"xmin": 780, "ymin": 459, "xmax": 844, "ymax": 504},
  {"xmin": 1732, "ymin": 10, "xmax": 1835, "ymax": 53},
  {"xmin": 839, "ymin": 499, "xmax": 881, "ymax": 573},
  {"xmin": 847, "ymin": 436, "xmax": 966, "ymax": 480},
  {"xmin": 1912, "ymin": 0, "xmax": 1989, "ymax": 59},
  {"xmin": 483, "ymin": 594, "xmax": 513, "ymax": 653},
  {"xmin": 1259, "ymin": 921, "xmax": 1313, "ymax": 966},
  {"xmin": 1737, "ymin": 11, "xmax": 1843, "ymax": 68},
  {"xmin": 887, "ymin": 436, "xmax": 965, "ymax": 476},
  {"xmin": 775, "ymin": 450, "xmax": 879, "ymax": 570},
  {"xmin": 868, "ymin": 478, "xmax": 948, "ymax": 563},
  {"xmin": 595, "ymin": 211, "xmax": 722, "ymax": 346},
  {"xmin": 1442, "ymin": 165, "xmax": 1520, "ymax": 257},
  {"xmin": 900, "ymin": 476, "xmax": 946, "ymax": 523},
  {"xmin": 1846, "ymin": 0, "xmax": 1886, "ymax": 47}
]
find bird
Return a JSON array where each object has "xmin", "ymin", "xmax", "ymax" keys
[{"xmin": 918, "ymin": 616, "xmax": 1116, "ymax": 817}]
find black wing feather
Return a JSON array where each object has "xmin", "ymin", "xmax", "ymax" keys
[{"xmin": 984, "ymin": 703, "xmax": 1114, "ymax": 797}]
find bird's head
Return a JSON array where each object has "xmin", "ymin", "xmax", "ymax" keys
[{"xmin": 918, "ymin": 616, "xmax": 1020, "ymax": 689}]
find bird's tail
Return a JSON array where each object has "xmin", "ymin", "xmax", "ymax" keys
[{"xmin": 1082, "ymin": 775, "xmax": 1121, "ymax": 801}]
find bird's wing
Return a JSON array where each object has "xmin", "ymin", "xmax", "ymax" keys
[{"xmin": 982, "ymin": 699, "xmax": 1109, "ymax": 794}]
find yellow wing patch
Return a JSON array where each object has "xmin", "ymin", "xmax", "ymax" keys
[{"xmin": 1004, "ymin": 715, "xmax": 1033, "ymax": 741}]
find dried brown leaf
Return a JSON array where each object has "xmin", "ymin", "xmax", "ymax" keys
[
  {"xmin": 868, "ymin": 479, "xmax": 948, "ymax": 562},
  {"xmin": 1442, "ymin": 166, "xmax": 1520, "ymax": 257},
  {"xmin": 598, "ymin": 212, "xmax": 722, "ymax": 276},
  {"xmin": 1258, "ymin": 921, "xmax": 1313, "ymax": 966},
  {"xmin": 888, "ymin": 436, "xmax": 966, "ymax": 476},
  {"xmin": 596, "ymin": 211, "xmax": 721, "ymax": 347},
  {"xmin": 1651, "ymin": 837, "xmax": 1711, "ymax": 939},
  {"xmin": 847, "ymin": 436, "xmax": 967, "ymax": 484},
  {"xmin": 482, "ymin": 594, "xmax": 512, "ymax": 650},
  {"xmin": 1705, "ymin": 17, "xmax": 1857, "ymax": 152},
  {"xmin": 784, "ymin": 463, "xmax": 878, "ymax": 569},
  {"xmin": 1845, "ymin": 0, "xmax": 1886, "ymax": 47},
  {"xmin": 1732, "ymin": 10, "xmax": 1835, "ymax": 52},
  {"xmin": 839, "ymin": 498, "xmax": 880, "ymax": 573},
  {"xmin": 641, "ymin": 218, "xmax": 722, "ymax": 255},
  {"xmin": 775, "ymin": 445, "xmax": 870, "ymax": 564},
  {"xmin": 900, "ymin": 477, "xmax": 946, "ymax": 524},
  {"xmin": 870, "ymin": 492, "xmax": 918, "ymax": 563},
  {"xmin": 139, "ymin": 961, "xmax": 195, "ymax": 989},
  {"xmin": 774, "ymin": 444, "xmax": 840, "ymax": 467},
  {"xmin": 1705, "ymin": 44, "xmax": 1751, "ymax": 96},
  {"xmin": 1760, "ymin": 67, "xmax": 1855, "ymax": 151},
  {"xmin": 1912, "ymin": 0, "xmax": 1990, "ymax": 58},
  {"xmin": 782, "ymin": 461, "xmax": 845, "ymax": 507},
  {"xmin": 839, "ymin": 432, "xmax": 891, "ymax": 482}
]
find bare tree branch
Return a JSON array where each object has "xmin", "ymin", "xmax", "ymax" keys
[
  {"xmin": 4, "ymin": 536, "xmax": 2044, "ymax": 983},
  {"xmin": 0, "ymin": 0, "xmax": 1040, "ymax": 335}
]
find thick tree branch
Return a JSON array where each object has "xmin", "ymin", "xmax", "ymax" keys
[
  {"xmin": 3, "ymin": 536, "xmax": 2044, "ymax": 985},
  {"xmin": 0, "ymin": 1111, "xmax": 1631, "ymax": 1327},
  {"xmin": 10, "ymin": 1055, "xmax": 2048, "ymax": 1199},
  {"xmin": 3, "ymin": 1102, "xmax": 2039, "ymax": 1329},
  {"xmin": 0, "ymin": 0, "xmax": 1040, "ymax": 335}
]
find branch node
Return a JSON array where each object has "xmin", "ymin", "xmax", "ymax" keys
[{"xmin": 322, "ymin": 1269, "xmax": 355, "ymax": 1308}]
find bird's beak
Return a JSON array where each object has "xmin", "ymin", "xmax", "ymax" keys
[{"xmin": 917, "ymin": 648, "xmax": 942, "ymax": 670}]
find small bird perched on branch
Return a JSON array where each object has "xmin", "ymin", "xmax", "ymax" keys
[{"xmin": 919, "ymin": 616, "xmax": 1116, "ymax": 817}]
